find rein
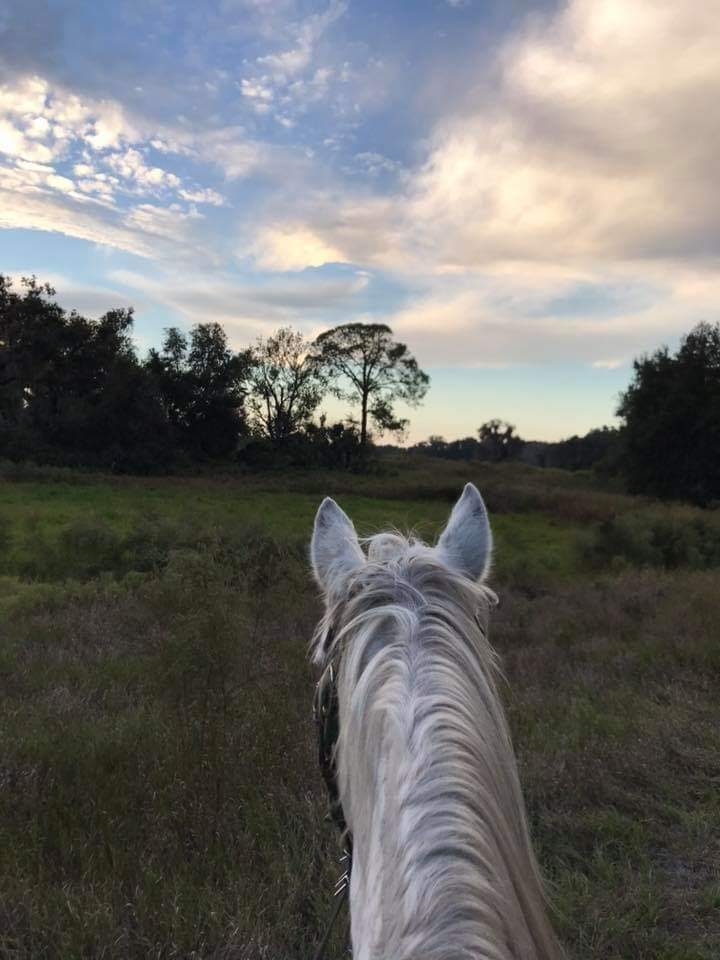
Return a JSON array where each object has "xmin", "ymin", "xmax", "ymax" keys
[{"xmin": 312, "ymin": 651, "xmax": 353, "ymax": 959}]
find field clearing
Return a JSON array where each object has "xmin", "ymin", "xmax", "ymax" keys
[
  {"xmin": 0, "ymin": 474, "xmax": 582, "ymax": 606},
  {"xmin": 0, "ymin": 461, "xmax": 718, "ymax": 958},
  {"xmin": 0, "ymin": 476, "xmax": 574, "ymax": 541}
]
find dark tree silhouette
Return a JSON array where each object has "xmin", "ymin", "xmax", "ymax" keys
[
  {"xmin": 0, "ymin": 275, "xmax": 170, "ymax": 470},
  {"xmin": 477, "ymin": 419, "xmax": 524, "ymax": 462},
  {"xmin": 617, "ymin": 322, "xmax": 720, "ymax": 503},
  {"xmin": 0, "ymin": 274, "xmax": 434, "ymax": 474},
  {"xmin": 311, "ymin": 322, "xmax": 429, "ymax": 445},
  {"xmin": 544, "ymin": 427, "xmax": 621, "ymax": 472},
  {"xmin": 146, "ymin": 323, "xmax": 250, "ymax": 459},
  {"xmin": 246, "ymin": 327, "xmax": 324, "ymax": 442}
]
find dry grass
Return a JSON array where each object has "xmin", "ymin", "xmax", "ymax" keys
[
  {"xmin": 497, "ymin": 571, "xmax": 719, "ymax": 959},
  {"xmin": 0, "ymin": 464, "xmax": 717, "ymax": 958}
]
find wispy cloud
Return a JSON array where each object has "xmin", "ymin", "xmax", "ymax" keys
[
  {"xmin": 0, "ymin": 75, "xmax": 263, "ymax": 259},
  {"xmin": 238, "ymin": 0, "xmax": 349, "ymax": 123},
  {"xmin": 108, "ymin": 265, "xmax": 370, "ymax": 342}
]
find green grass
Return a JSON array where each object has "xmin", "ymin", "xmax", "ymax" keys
[
  {"xmin": 0, "ymin": 477, "xmax": 583, "ymax": 602},
  {"xmin": 0, "ymin": 461, "xmax": 718, "ymax": 958}
]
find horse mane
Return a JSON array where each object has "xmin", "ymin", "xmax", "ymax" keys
[{"xmin": 312, "ymin": 532, "xmax": 562, "ymax": 960}]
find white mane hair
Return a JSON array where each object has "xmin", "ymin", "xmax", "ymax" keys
[{"xmin": 311, "ymin": 484, "xmax": 563, "ymax": 960}]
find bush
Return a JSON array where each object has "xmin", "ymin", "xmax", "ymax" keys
[
  {"xmin": 0, "ymin": 458, "xmax": 96, "ymax": 483},
  {"xmin": 585, "ymin": 507, "xmax": 720, "ymax": 569},
  {"xmin": 238, "ymin": 420, "xmax": 365, "ymax": 472}
]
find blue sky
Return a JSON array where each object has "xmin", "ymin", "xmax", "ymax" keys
[{"xmin": 2, "ymin": 0, "xmax": 719, "ymax": 441}]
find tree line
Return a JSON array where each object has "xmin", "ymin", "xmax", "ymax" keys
[
  {"xmin": 0, "ymin": 275, "xmax": 429, "ymax": 473},
  {"xmin": 2, "ymin": 273, "xmax": 719, "ymax": 504},
  {"xmin": 413, "ymin": 422, "xmax": 621, "ymax": 473},
  {"xmin": 412, "ymin": 322, "xmax": 720, "ymax": 506}
]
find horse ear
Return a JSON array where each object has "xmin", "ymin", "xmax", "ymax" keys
[
  {"xmin": 311, "ymin": 497, "xmax": 364, "ymax": 595},
  {"xmin": 435, "ymin": 483, "xmax": 492, "ymax": 582}
]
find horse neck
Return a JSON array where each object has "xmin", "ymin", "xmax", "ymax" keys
[{"xmin": 336, "ymin": 607, "xmax": 561, "ymax": 960}]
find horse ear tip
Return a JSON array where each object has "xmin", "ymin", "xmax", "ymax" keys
[
  {"xmin": 462, "ymin": 482, "xmax": 483, "ymax": 504},
  {"xmin": 316, "ymin": 497, "xmax": 344, "ymax": 526},
  {"xmin": 459, "ymin": 483, "xmax": 489, "ymax": 523}
]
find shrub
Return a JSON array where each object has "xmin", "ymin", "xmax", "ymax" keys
[{"xmin": 585, "ymin": 507, "xmax": 720, "ymax": 569}]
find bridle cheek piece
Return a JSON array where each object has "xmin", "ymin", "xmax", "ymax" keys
[
  {"xmin": 313, "ymin": 654, "xmax": 353, "ymax": 865},
  {"xmin": 312, "ymin": 651, "xmax": 353, "ymax": 958}
]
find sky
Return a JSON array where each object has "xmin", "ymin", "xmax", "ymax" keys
[{"xmin": 2, "ymin": 0, "xmax": 720, "ymax": 442}]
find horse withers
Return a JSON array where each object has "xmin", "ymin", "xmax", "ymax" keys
[{"xmin": 310, "ymin": 483, "xmax": 563, "ymax": 960}]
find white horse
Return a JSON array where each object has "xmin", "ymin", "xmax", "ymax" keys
[{"xmin": 311, "ymin": 483, "xmax": 562, "ymax": 960}]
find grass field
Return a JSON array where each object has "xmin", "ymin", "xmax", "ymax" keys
[{"xmin": 0, "ymin": 457, "xmax": 718, "ymax": 958}]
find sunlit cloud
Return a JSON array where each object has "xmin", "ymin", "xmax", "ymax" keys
[
  {"xmin": 0, "ymin": 75, "xmax": 251, "ymax": 259},
  {"xmin": 408, "ymin": 0, "xmax": 720, "ymax": 269},
  {"xmin": 248, "ymin": 224, "xmax": 347, "ymax": 271}
]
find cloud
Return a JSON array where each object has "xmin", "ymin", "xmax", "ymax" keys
[
  {"xmin": 0, "ymin": 158, "xmax": 113, "ymax": 209},
  {"xmin": 254, "ymin": 0, "xmax": 720, "ymax": 277},
  {"xmin": 193, "ymin": 127, "xmax": 277, "ymax": 179},
  {"xmin": 0, "ymin": 76, "xmax": 179, "ymax": 211},
  {"xmin": 123, "ymin": 203, "xmax": 203, "ymax": 241},
  {"xmin": 103, "ymin": 148, "xmax": 181, "ymax": 192},
  {"xmin": 107, "ymin": 265, "xmax": 370, "ymax": 342},
  {"xmin": 247, "ymin": 189, "xmax": 413, "ymax": 274},
  {"xmin": 45, "ymin": 173, "xmax": 75, "ymax": 193},
  {"xmin": 0, "ymin": 76, "xmax": 143, "ymax": 167},
  {"xmin": 239, "ymin": 76, "xmax": 275, "ymax": 112},
  {"xmin": 258, "ymin": 46, "xmax": 312, "ymax": 77},
  {"xmin": 0, "ymin": 74, "xmax": 249, "ymax": 256},
  {"xmin": 255, "ymin": 0, "xmax": 346, "ymax": 81},
  {"xmin": 352, "ymin": 152, "xmax": 401, "ymax": 178},
  {"xmin": 380, "ymin": 261, "xmax": 720, "ymax": 369},
  {"xmin": 0, "ymin": 187, "xmax": 159, "ymax": 257},
  {"xmin": 592, "ymin": 359, "xmax": 625, "ymax": 370},
  {"xmin": 404, "ymin": 0, "xmax": 720, "ymax": 269},
  {"xmin": 238, "ymin": 0, "xmax": 348, "ymax": 122},
  {"xmin": 247, "ymin": 224, "xmax": 347, "ymax": 271},
  {"xmin": 6, "ymin": 270, "xmax": 138, "ymax": 319},
  {"xmin": 77, "ymin": 177, "xmax": 115, "ymax": 199},
  {"xmin": 0, "ymin": 116, "xmax": 54, "ymax": 164},
  {"xmin": 177, "ymin": 186, "xmax": 225, "ymax": 206}
]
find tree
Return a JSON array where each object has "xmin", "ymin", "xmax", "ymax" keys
[
  {"xmin": 246, "ymin": 327, "xmax": 324, "ymax": 442},
  {"xmin": 146, "ymin": 324, "xmax": 250, "ymax": 459},
  {"xmin": 617, "ymin": 322, "xmax": 720, "ymax": 503},
  {"xmin": 544, "ymin": 427, "xmax": 621, "ymax": 472},
  {"xmin": 311, "ymin": 323, "xmax": 429, "ymax": 446},
  {"xmin": 477, "ymin": 419, "xmax": 524, "ymax": 462},
  {"xmin": 411, "ymin": 435, "xmax": 482, "ymax": 461},
  {"xmin": 0, "ymin": 274, "xmax": 171, "ymax": 470}
]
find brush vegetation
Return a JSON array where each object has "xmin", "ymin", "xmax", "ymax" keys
[{"xmin": 0, "ymin": 457, "xmax": 717, "ymax": 958}]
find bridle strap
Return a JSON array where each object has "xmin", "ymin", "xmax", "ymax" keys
[
  {"xmin": 311, "ymin": 877, "xmax": 349, "ymax": 960},
  {"xmin": 313, "ymin": 653, "xmax": 353, "ymax": 959},
  {"xmin": 314, "ymin": 660, "xmax": 351, "ymax": 840}
]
